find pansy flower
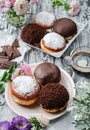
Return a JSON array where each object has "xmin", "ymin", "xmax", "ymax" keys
[
  {"xmin": 0, "ymin": 121, "xmax": 11, "ymax": 130},
  {"xmin": 11, "ymin": 116, "xmax": 32, "ymax": 130}
]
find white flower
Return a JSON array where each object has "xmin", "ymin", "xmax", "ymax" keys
[
  {"xmin": 14, "ymin": 0, "xmax": 28, "ymax": 15},
  {"xmin": 39, "ymin": 115, "xmax": 49, "ymax": 127},
  {"xmin": 68, "ymin": 0, "xmax": 80, "ymax": 16}
]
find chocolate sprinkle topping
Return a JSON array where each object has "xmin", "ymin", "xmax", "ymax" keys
[
  {"xmin": 39, "ymin": 83, "xmax": 69, "ymax": 110},
  {"xmin": 21, "ymin": 23, "xmax": 46, "ymax": 45}
]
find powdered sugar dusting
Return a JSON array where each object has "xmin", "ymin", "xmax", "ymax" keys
[
  {"xmin": 13, "ymin": 76, "xmax": 36, "ymax": 97},
  {"xmin": 43, "ymin": 32, "xmax": 65, "ymax": 49},
  {"xmin": 35, "ymin": 11, "xmax": 56, "ymax": 26}
]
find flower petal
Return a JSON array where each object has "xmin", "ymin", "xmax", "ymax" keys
[
  {"xmin": 11, "ymin": 116, "xmax": 32, "ymax": 130},
  {"xmin": 0, "ymin": 121, "xmax": 11, "ymax": 130}
]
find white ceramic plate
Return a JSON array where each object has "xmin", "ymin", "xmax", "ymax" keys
[
  {"xmin": 5, "ymin": 63, "xmax": 75, "ymax": 120},
  {"xmin": 22, "ymin": 23, "xmax": 87, "ymax": 58}
]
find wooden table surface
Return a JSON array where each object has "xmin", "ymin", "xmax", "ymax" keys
[{"xmin": 0, "ymin": 0, "xmax": 90, "ymax": 130}]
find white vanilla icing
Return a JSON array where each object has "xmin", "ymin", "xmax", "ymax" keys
[
  {"xmin": 43, "ymin": 32, "xmax": 65, "ymax": 49},
  {"xmin": 13, "ymin": 76, "xmax": 36, "ymax": 97},
  {"xmin": 35, "ymin": 11, "xmax": 55, "ymax": 26}
]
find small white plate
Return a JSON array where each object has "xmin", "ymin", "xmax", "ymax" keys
[
  {"xmin": 5, "ymin": 63, "xmax": 75, "ymax": 120},
  {"xmin": 22, "ymin": 23, "xmax": 87, "ymax": 58}
]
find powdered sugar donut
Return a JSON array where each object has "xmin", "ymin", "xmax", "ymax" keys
[
  {"xmin": 40, "ymin": 32, "xmax": 66, "ymax": 53},
  {"xmin": 10, "ymin": 76, "xmax": 40, "ymax": 106},
  {"xmin": 34, "ymin": 11, "xmax": 56, "ymax": 29}
]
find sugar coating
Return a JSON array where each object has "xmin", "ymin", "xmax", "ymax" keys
[
  {"xmin": 13, "ymin": 76, "xmax": 36, "ymax": 97},
  {"xmin": 43, "ymin": 32, "xmax": 65, "ymax": 49},
  {"xmin": 77, "ymin": 59, "xmax": 87, "ymax": 67},
  {"xmin": 35, "ymin": 11, "xmax": 56, "ymax": 26}
]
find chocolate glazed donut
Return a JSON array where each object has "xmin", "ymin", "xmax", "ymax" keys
[
  {"xmin": 53, "ymin": 18, "xmax": 77, "ymax": 40},
  {"xmin": 34, "ymin": 62, "xmax": 61, "ymax": 86}
]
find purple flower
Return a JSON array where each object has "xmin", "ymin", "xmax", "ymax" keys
[
  {"xmin": 30, "ymin": 0, "xmax": 40, "ymax": 5},
  {"xmin": 0, "ymin": 0, "xmax": 11, "ymax": 13},
  {"xmin": 11, "ymin": 116, "xmax": 32, "ymax": 130},
  {"xmin": 0, "ymin": 121, "xmax": 11, "ymax": 130}
]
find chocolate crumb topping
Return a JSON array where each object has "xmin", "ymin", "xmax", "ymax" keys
[
  {"xmin": 21, "ymin": 23, "xmax": 46, "ymax": 45},
  {"xmin": 39, "ymin": 83, "xmax": 69, "ymax": 110}
]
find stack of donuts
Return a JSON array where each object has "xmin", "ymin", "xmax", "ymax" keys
[
  {"xmin": 21, "ymin": 11, "xmax": 77, "ymax": 53},
  {"xmin": 10, "ymin": 62, "xmax": 69, "ymax": 113}
]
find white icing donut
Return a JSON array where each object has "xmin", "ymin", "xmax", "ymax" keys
[
  {"xmin": 34, "ymin": 11, "xmax": 56, "ymax": 28},
  {"xmin": 13, "ymin": 76, "xmax": 36, "ymax": 97},
  {"xmin": 41, "ymin": 32, "xmax": 66, "ymax": 53},
  {"xmin": 10, "ymin": 76, "xmax": 40, "ymax": 105}
]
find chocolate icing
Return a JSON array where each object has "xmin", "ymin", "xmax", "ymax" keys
[
  {"xmin": 39, "ymin": 83, "xmax": 69, "ymax": 110},
  {"xmin": 53, "ymin": 18, "xmax": 77, "ymax": 38},
  {"xmin": 34, "ymin": 62, "xmax": 61, "ymax": 85}
]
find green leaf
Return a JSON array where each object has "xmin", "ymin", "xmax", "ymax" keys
[
  {"xmin": 30, "ymin": 117, "xmax": 44, "ymax": 130},
  {"xmin": 4, "ymin": 73, "xmax": 12, "ymax": 81},
  {"xmin": 0, "ymin": 71, "xmax": 8, "ymax": 81},
  {"xmin": 0, "ymin": 66, "xmax": 15, "ymax": 93},
  {"xmin": 0, "ymin": 66, "xmax": 15, "ymax": 82},
  {"xmin": 0, "ymin": 83, "xmax": 4, "ymax": 93},
  {"xmin": 19, "ymin": 70, "xmax": 23, "ymax": 75},
  {"xmin": 51, "ymin": 0, "xmax": 71, "ymax": 11},
  {"xmin": 71, "ymin": 85, "xmax": 90, "ymax": 130},
  {"xmin": 8, "ymin": 65, "xmax": 15, "ymax": 74}
]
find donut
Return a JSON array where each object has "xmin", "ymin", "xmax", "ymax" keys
[
  {"xmin": 21, "ymin": 23, "xmax": 46, "ymax": 45},
  {"xmin": 40, "ymin": 32, "xmax": 66, "ymax": 53},
  {"xmin": 34, "ymin": 11, "xmax": 56, "ymax": 29},
  {"xmin": 34, "ymin": 62, "xmax": 61, "ymax": 86},
  {"xmin": 53, "ymin": 18, "xmax": 77, "ymax": 40},
  {"xmin": 10, "ymin": 76, "xmax": 40, "ymax": 105},
  {"xmin": 39, "ymin": 83, "xmax": 69, "ymax": 113}
]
